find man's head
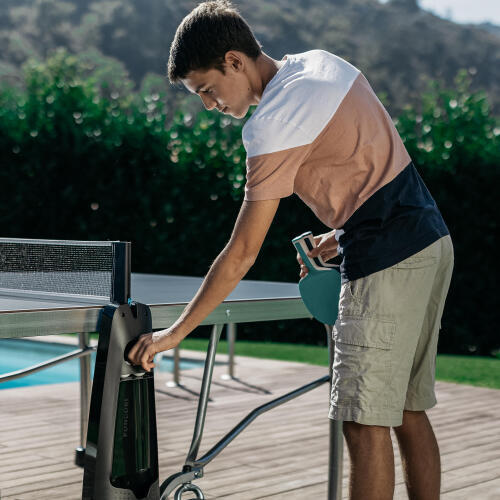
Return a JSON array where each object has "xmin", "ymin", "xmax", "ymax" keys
[{"xmin": 167, "ymin": 0, "xmax": 263, "ymax": 119}]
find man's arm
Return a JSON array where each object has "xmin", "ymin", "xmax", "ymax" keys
[
  {"xmin": 127, "ymin": 198, "xmax": 280, "ymax": 369},
  {"xmin": 171, "ymin": 198, "xmax": 280, "ymax": 336}
]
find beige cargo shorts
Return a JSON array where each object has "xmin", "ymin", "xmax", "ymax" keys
[{"xmin": 328, "ymin": 235, "xmax": 454, "ymax": 427}]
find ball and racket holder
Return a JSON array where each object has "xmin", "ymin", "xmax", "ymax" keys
[{"xmin": 82, "ymin": 239, "xmax": 343, "ymax": 499}]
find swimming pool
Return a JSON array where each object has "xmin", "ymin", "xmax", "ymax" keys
[{"xmin": 0, "ymin": 338, "xmax": 202, "ymax": 390}]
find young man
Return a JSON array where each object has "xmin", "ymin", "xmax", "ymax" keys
[{"xmin": 127, "ymin": 1, "xmax": 454, "ymax": 498}]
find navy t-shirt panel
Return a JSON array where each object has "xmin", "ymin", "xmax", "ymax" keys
[{"xmin": 336, "ymin": 162, "xmax": 449, "ymax": 283}]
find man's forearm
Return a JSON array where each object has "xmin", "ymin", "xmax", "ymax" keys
[{"xmin": 169, "ymin": 247, "xmax": 254, "ymax": 338}]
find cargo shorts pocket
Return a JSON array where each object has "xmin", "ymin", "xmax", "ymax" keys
[{"xmin": 331, "ymin": 316, "xmax": 396, "ymax": 409}]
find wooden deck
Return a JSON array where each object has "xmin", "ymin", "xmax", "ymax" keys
[{"xmin": 1, "ymin": 348, "xmax": 499, "ymax": 499}]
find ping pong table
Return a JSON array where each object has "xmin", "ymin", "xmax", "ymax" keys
[
  {"xmin": 0, "ymin": 247, "xmax": 343, "ymax": 498},
  {"xmin": 0, "ymin": 273, "xmax": 313, "ymax": 338}
]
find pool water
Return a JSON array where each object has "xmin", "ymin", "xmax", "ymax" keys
[{"xmin": 0, "ymin": 338, "xmax": 201, "ymax": 390}]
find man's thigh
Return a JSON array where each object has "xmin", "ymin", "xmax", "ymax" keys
[
  {"xmin": 329, "ymin": 238, "xmax": 448, "ymax": 427},
  {"xmin": 405, "ymin": 235, "xmax": 454, "ymax": 410}
]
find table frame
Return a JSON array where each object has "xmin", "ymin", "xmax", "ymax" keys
[{"xmin": 0, "ymin": 296, "xmax": 343, "ymax": 499}]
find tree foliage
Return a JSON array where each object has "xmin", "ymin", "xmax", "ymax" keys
[
  {"xmin": 1, "ymin": 0, "xmax": 499, "ymax": 116},
  {"xmin": 0, "ymin": 50, "xmax": 498, "ymax": 355}
]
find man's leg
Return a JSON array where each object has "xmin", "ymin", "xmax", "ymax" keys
[
  {"xmin": 342, "ymin": 421, "xmax": 395, "ymax": 500},
  {"xmin": 393, "ymin": 409, "xmax": 441, "ymax": 500}
]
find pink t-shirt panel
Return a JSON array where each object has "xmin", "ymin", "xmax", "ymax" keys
[
  {"xmin": 293, "ymin": 72, "xmax": 411, "ymax": 228},
  {"xmin": 243, "ymin": 50, "xmax": 411, "ymax": 229}
]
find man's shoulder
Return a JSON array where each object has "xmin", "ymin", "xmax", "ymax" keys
[
  {"xmin": 289, "ymin": 49, "xmax": 359, "ymax": 69},
  {"xmin": 242, "ymin": 50, "xmax": 362, "ymax": 156},
  {"xmin": 242, "ymin": 114, "xmax": 311, "ymax": 158}
]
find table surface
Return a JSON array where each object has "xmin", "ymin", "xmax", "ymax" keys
[{"xmin": 0, "ymin": 273, "xmax": 310, "ymax": 339}]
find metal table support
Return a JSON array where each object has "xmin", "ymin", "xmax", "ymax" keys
[
  {"xmin": 67, "ymin": 321, "xmax": 343, "ymax": 497},
  {"xmin": 225, "ymin": 322, "xmax": 236, "ymax": 379},
  {"xmin": 160, "ymin": 322, "xmax": 343, "ymax": 499},
  {"xmin": 76, "ymin": 331, "xmax": 92, "ymax": 467},
  {"xmin": 326, "ymin": 323, "xmax": 343, "ymax": 499},
  {"xmin": 168, "ymin": 322, "xmax": 237, "ymax": 387}
]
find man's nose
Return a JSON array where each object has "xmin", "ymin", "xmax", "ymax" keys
[{"xmin": 201, "ymin": 95, "xmax": 217, "ymax": 111}]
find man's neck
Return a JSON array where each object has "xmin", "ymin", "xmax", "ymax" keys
[{"xmin": 253, "ymin": 52, "xmax": 285, "ymax": 103}]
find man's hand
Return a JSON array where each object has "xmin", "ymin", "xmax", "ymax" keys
[
  {"xmin": 127, "ymin": 328, "xmax": 184, "ymax": 372},
  {"xmin": 296, "ymin": 230, "xmax": 339, "ymax": 278}
]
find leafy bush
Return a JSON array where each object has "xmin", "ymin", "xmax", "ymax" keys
[
  {"xmin": 0, "ymin": 50, "xmax": 498, "ymax": 355},
  {"xmin": 396, "ymin": 71, "xmax": 499, "ymax": 356}
]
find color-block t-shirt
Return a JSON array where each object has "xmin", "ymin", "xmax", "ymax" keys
[{"xmin": 242, "ymin": 49, "xmax": 449, "ymax": 282}]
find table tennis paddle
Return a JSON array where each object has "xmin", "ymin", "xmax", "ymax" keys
[{"xmin": 292, "ymin": 231, "xmax": 341, "ymax": 325}]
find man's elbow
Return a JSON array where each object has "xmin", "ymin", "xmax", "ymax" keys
[{"xmin": 224, "ymin": 244, "xmax": 258, "ymax": 274}]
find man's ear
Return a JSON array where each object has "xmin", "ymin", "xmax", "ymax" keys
[{"xmin": 225, "ymin": 51, "xmax": 244, "ymax": 72}]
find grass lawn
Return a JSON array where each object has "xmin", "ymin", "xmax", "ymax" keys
[
  {"xmin": 86, "ymin": 333, "xmax": 499, "ymax": 390},
  {"xmin": 178, "ymin": 338, "xmax": 500, "ymax": 390}
]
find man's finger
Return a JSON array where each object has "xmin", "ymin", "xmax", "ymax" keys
[
  {"xmin": 130, "ymin": 340, "xmax": 148, "ymax": 365},
  {"xmin": 127, "ymin": 341, "xmax": 140, "ymax": 363},
  {"xmin": 130, "ymin": 345, "xmax": 143, "ymax": 365},
  {"xmin": 126, "ymin": 334, "xmax": 152, "ymax": 364},
  {"xmin": 307, "ymin": 247, "xmax": 321, "ymax": 257},
  {"xmin": 141, "ymin": 348, "xmax": 155, "ymax": 371},
  {"xmin": 321, "ymin": 249, "xmax": 339, "ymax": 261}
]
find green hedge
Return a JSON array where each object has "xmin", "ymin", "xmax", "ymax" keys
[
  {"xmin": 396, "ymin": 72, "xmax": 499, "ymax": 357},
  {"xmin": 1, "ymin": 49, "xmax": 498, "ymax": 356}
]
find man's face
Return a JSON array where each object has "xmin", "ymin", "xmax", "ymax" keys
[{"xmin": 182, "ymin": 56, "xmax": 254, "ymax": 119}]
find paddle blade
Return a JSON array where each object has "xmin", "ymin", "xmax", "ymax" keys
[
  {"xmin": 292, "ymin": 231, "xmax": 342, "ymax": 325},
  {"xmin": 299, "ymin": 269, "xmax": 341, "ymax": 325}
]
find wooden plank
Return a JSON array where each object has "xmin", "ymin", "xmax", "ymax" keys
[
  {"xmin": 441, "ymin": 477, "xmax": 500, "ymax": 499},
  {"xmin": 0, "ymin": 355, "xmax": 499, "ymax": 499}
]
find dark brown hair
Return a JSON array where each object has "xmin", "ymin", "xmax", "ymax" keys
[{"xmin": 167, "ymin": 0, "xmax": 262, "ymax": 84}]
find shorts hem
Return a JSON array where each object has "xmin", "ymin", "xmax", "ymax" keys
[
  {"xmin": 328, "ymin": 405, "xmax": 402, "ymax": 427},
  {"xmin": 404, "ymin": 396, "xmax": 437, "ymax": 411}
]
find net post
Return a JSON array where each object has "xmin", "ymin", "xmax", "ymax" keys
[{"xmin": 111, "ymin": 242, "xmax": 131, "ymax": 304}]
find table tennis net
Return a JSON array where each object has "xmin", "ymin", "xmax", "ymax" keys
[{"xmin": 0, "ymin": 238, "xmax": 120, "ymax": 302}]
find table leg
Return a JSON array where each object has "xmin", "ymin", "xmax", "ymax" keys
[
  {"xmin": 325, "ymin": 323, "xmax": 343, "ymax": 499},
  {"xmin": 166, "ymin": 345, "xmax": 181, "ymax": 387},
  {"xmin": 221, "ymin": 322, "xmax": 236, "ymax": 380},
  {"xmin": 75, "ymin": 331, "xmax": 91, "ymax": 467},
  {"xmin": 185, "ymin": 324, "xmax": 224, "ymax": 465}
]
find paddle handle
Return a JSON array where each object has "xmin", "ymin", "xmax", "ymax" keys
[
  {"xmin": 292, "ymin": 231, "xmax": 321, "ymax": 276},
  {"xmin": 292, "ymin": 231, "xmax": 340, "ymax": 277}
]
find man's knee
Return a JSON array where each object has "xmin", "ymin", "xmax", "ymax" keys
[
  {"xmin": 343, "ymin": 421, "xmax": 391, "ymax": 446},
  {"xmin": 401, "ymin": 409, "xmax": 428, "ymax": 425},
  {"xmin": 394, "ymin": 409, "xmax": 429, "ymax": 434}
]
